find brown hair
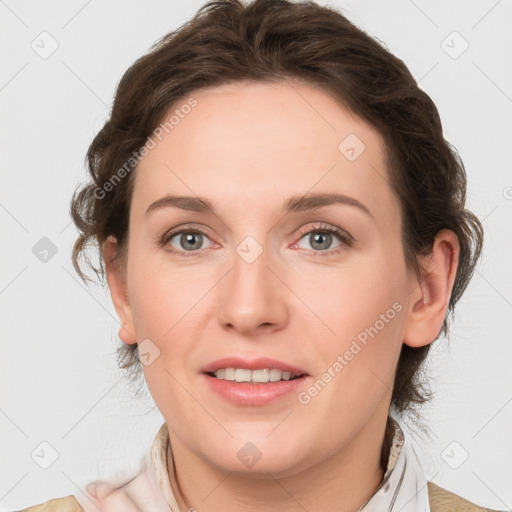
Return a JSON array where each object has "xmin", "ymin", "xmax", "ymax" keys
[{"xmin": 70, "ymin": 0, "xmax": 483, "ymax": 425}]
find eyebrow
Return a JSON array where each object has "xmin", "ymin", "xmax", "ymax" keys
[{"xmin": 144, "ymin": 193, "xmax": 373, "ymax": 219}]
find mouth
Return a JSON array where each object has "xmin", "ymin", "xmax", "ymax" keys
[
  {"xmin": 200, "ymin": 357, "xmax": 310, "ymax": 406},
  {"xmin": 205, "ymin": 368, "xmax": 306, "ymax": 383}
]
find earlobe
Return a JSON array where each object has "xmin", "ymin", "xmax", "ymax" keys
[
  {"xmin": 402, "ymin": 230, "xmax": 460, "ymax": 348},
  {"xmin": 102, "ymin": 236, "xmax": 138, "ymax": 346},
  {"xmin": 118, "ymin": 323, "xmax": 137, "ymax": 345}
]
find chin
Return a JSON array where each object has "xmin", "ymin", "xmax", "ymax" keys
[{"xmin": 198, "ymin": 434, "xmax": 312, "ymax": 477}]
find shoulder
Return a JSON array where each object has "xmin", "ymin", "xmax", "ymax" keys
[
  {"xmin": 18, "ymin": 495, "xmax": 84, "ymax": 512},
  {"xmin": 428, "ymin": 481, "xmax": 505, "ymax": 512},
  {"xmin": 16, "ymin": 479, "xmax": 506, "ymax": 512},
  {"xmin": 17, "ymin": 460, "xmax": 172, "ymax": 512}
]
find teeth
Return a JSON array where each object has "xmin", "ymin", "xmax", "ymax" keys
[
  {"xmin": 212, "ymin": 368, "xmax": 300, "ymax": 383},
  {"xmin": 269, "ymin": 369, "xmax": 282, "ymax": 382},
  {"xmin": 251, "ymin": 369, "xmax": 269, "ymax": 383},
  {"xmin": 235, "ymin": 369, "xmax": 252, "ymax": 382}
]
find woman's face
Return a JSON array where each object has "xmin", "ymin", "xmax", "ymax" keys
[{"xmin": 115, "ymin": 80, "xmax": 421, "ymax": 476}]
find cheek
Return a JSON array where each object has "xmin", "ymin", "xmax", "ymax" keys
[
  {"xmin": 127, "ymin": 250, "xmax": 205, "ymax": 335},
  {"xmin": 127, "ymin": 260, "xmax": 213, "ymax": 391},
  {"xmin": 129, "ymin": 283, "xmax": 175, "ymax": 341},
  {"xmin": 130, "ymin": 267, "xmax": 202, "ymax": 420},
  {"xmin": 296, "ymin": 247, "xmax": 406, "ymax": 340},
  {"xmin": 298, "ymin": 247, "xmax": 407, "ymax": 405}
]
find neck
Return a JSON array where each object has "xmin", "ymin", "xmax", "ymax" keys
[{"xmin": 167, "ymin": 409, "xmax": 392, "ymax": 512}]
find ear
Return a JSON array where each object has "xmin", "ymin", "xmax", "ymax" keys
[
  {"xmin": 403, "ymin": 229, "xmax": 460, "ymax": 348},
  {"xmin": 102, "ymin": 235, "xmax": 137, "ymax": 345}
]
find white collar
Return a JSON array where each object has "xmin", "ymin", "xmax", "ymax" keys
[{"xmin": 355, "ymin": 414, "xmax": 431, "ymax": 511}]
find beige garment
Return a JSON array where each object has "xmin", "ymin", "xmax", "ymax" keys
[
  {"xmin": 21, "ymin": 496, "xmax": 83, "ymax": 512},
  {"xmin": 20, "ymin": 416, "xmax": 502, "ymax": 512}
]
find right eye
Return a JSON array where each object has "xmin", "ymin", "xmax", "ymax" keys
[{"xmin": 160, "ymin": 226, "xmax": 215, "ymax": 255}]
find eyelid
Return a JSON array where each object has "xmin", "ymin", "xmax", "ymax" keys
[{"xmin": 295, "ymin": 223, "xmax": 353, "ymax": 241}]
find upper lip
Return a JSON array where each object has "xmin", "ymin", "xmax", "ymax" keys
[{"xmin": 201, "ymin": 357, "xmax": 308, "ymax": 376}]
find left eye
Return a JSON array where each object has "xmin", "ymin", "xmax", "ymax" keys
[
  {"xmin": 295, "ymin": 227, "xmax": 349, "ymax": 252},
  {"xmin": 166, "ymin": 230, "xmax": 211, "ymax": 252}
]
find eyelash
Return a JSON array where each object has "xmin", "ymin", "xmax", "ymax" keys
[{"xmin": 159, "ymin": 223, "xmax": 353, "ymax": 256}]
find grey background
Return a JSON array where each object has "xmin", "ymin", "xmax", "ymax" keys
[{"xmin": 1, "ymin": 0, "xmax": 511, "ymax": 510}]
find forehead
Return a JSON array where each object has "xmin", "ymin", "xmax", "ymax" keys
[{"xmin": 132, "ymin": 80, "xmax": 399, "ymax": 226}]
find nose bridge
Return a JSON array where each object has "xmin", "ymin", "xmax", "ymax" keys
[{"xmin": 217, "ymin": 234, "xmax": 288, "ymax": 334}]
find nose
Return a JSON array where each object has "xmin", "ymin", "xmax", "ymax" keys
[{"xmin": 217, "ymin": 243, "xmax": 289, "ymax": 336}]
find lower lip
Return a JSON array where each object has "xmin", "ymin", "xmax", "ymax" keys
[{"xmin": 202, "ymin": 373, "xmax": 309, "ymax": 406}]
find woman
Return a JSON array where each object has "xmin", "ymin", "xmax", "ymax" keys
[{"xmin": 21, "ymin": 0, "xmax": 499, "ymax": 510}]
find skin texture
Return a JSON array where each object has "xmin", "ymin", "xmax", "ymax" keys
[{"xmin": 103, "ymin": 80, "xmax": 460, "ymax": 512}]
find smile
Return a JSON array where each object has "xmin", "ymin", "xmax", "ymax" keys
[{"xmin": 209, "ymin": 368, "xmax": 303, "ymax": 383}]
